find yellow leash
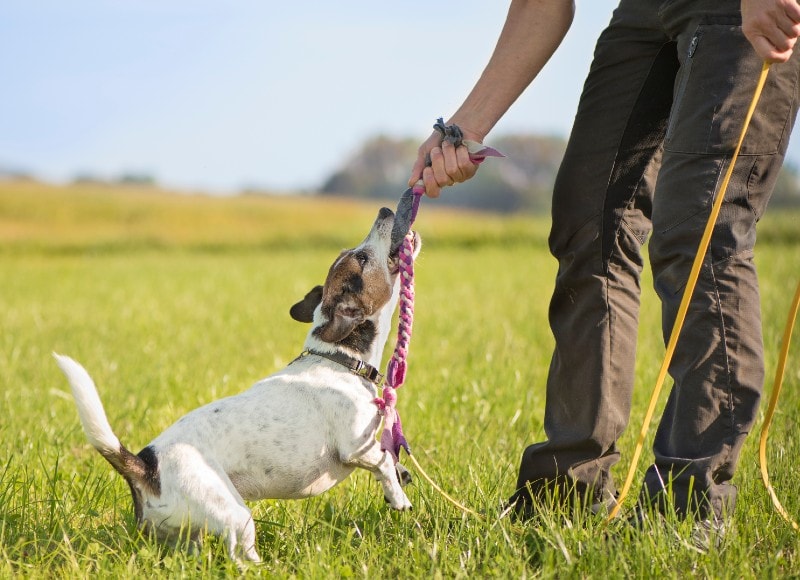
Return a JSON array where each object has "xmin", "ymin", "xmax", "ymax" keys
[
  {"xmin": 607, "ymin": 62, "xmax": 772, "ymax": 522},
  {"xmin": 406, "ymin": 453, "xmax": 485, "ymax": 521},
  {"xmin": 406, "ymin": 453, "xmax": 527, "ymax": 536},
  {"xmin": 758, "ymin": 280, "xmax": 800, "ymax": 531}
]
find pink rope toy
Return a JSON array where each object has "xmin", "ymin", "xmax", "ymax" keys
[{"xmin": 374, "ymin": 118, "xmax": 503, "ymax": 463}]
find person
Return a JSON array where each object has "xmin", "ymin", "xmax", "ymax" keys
[{"xmin": 409, "ymin": 0, "xmax": 800, "ymax": 533}]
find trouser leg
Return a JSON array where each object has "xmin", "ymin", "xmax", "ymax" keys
[
  {"xmin": 514, "ymin": 0, "xmax": 800, "ymax": 517},
  {"xmin": 641, "ymin": 15, "xmax": 800, "ymax": 520},
  {"xmin": 513, "ymin": 1, "xmax": 674, "ymax": 507}
]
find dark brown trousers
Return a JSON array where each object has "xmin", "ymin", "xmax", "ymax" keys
[{"xmin": 514, "ymin": 0, "xmax": 800, "ymax": 519}]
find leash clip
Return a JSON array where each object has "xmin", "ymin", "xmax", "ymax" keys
[{"xmin": 354, "ymin": 359, "xmax": 384, "ymax": 385}]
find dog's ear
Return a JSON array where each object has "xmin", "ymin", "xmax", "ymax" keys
[
  {"xmin": 316, "ymin": 303, "xmax": 364, "ymax": 343},
  {"xmin": 290, "ymin": 285, "xmax": 323, "ymax": 323}
]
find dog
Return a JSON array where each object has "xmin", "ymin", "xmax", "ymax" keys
[{"xmin": 54, "ymin": 206, "xmax": 417, "ymax": 565}]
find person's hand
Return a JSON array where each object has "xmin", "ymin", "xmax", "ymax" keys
[
  {"xmin": 408, "ymin": 127, "xmax": 483, "ymax": 198},
  {"xmin": 742, "ymin": 0, "xmax": 800, "ymax": 63}
]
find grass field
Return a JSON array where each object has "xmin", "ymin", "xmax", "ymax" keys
[{"xmin": 1, "ymin": 182, "xmax": 798, "ymax": 578}]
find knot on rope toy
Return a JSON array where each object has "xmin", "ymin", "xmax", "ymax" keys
[
  {"xmin": 373, "ymin": 385, "xmax": 410, "ymax": 463},
  {"xmin": 432, "ymin": 116, "xmax": 504, "ymax": 167}
]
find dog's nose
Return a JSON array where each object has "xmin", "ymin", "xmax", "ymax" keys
[{"xmin": 378, "ymin": 207, "xmax": 394, "ymax": 220}]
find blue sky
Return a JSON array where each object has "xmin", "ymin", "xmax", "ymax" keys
[{"xmin": 3, "ymin": 1, "xmax": 797, "ymax": 193}]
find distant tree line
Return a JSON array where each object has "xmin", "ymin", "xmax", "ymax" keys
[
  {"xmin": 320, "ymin": 134, "xmax": 800, "ymax": 213},
  {"xmin": 3, "ymin": 134, "xmax": 800, "ymax": 212},
  {"xmin": 72, "ymin": 172, "xmax": 157, "ymax": 187},
  {"xmin": 0, "ymin": 165, "xmax": 159, "ymax": 188}
]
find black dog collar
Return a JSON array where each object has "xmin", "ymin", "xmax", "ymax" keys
[{"xmin": 292, "ymin": 349, "xmax": 384, "ymax": 386}]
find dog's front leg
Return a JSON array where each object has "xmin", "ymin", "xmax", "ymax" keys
[{"xmin": 342, "ymin": 444, "xmax": 412, "ymax": 511}]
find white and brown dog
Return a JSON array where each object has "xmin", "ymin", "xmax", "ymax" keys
[{"xmin": 54, "ymin": 207, "xmax": 417, "ymax": 565}]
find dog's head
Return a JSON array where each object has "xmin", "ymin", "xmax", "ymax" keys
[{"xmin": 290, "ymin": 207, "xmax": 421, "ymax": 347}]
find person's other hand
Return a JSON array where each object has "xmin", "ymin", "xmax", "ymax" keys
[{"xmin": 742, "ymin": 0, "xmax": 800, "ymax": 63}]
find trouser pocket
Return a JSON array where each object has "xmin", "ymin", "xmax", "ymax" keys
[{"xmin": 665, "ymin": 21, "xmax": 795, "ymax": 156}]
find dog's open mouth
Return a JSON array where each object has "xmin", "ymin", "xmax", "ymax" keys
[{"xmin": 388, "ymin": 230, "xmax": 418, "ymax": 273}]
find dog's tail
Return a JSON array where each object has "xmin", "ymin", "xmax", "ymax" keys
[
  {"xmin": 54, "ymin": 353, "xmax": 122, "ymax": 453},
  {"xmin": 53, "ymin": 353, "xmax": 159, "ymax": 518}
]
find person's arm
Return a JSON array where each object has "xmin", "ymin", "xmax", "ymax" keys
[
  {"xmin": 409, "ymin": 0, "xmax": 575, "ymax": 198},
  {"xmin": 742, "ymin": 0, "xmax": 800, "ymax": 63}
]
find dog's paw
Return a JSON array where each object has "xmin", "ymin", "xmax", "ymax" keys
[
  {"xmin": 384, "ymin": 492, "xmax": 413, "ymax": 511},
  {"xmin": 395, "ymin": 463, "xmax": 413, "ymax": 487}
]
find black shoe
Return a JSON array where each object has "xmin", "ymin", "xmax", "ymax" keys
[{"xmin": 506, "ymin": 487, "xmax": 618, "ymax": 522}]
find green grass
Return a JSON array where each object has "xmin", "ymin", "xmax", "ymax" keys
[{"xmin": 1, "ymin": 182, "xmax": 798, "ymax": 577}]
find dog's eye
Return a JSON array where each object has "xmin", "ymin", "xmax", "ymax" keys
[{"xmin": 355, "ymin": 251, "xmax": 369, "ymax": 266}]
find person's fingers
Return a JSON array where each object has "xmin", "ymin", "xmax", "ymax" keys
[
  {"xmin": 751, "ymin": 33, "xmax": 795, "ymax": 62},
  {"xmin": 775, "ymin": 13, "xmax": 800, "ymax": 38},
  {"xmin": 441, "ymin": 140, "xmax": 465, "ymax": 183},
  {"xmin": 764, "ymin": 24, "xmax": 798, "ymax": 52},
  {"xmin": 429, "ymin": 146, "xmax": 454, "ymax": 188},
  {"xmin": 455, "ymin": 144, "xmax": 479, "ymax": 181},
  {"xmin": 408, "ymin": 131, "xmax": 442, "ymax": 187},
  {"xmin": 743, "ymin": 0, "xmax": 800, "ymax": 62},
  {"xmin": 421, "ymin": 166, "xmax": 441, "ymax": 198},
  {"xmin": 784, "ymin": 0, "xmax": 800, "ymax": 24},
  {"xmin": 408, "ymin": 155, "xmax": 425, "ymax": 187}
]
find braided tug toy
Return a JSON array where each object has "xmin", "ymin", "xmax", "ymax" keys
[{"xmin": 374, "ymin": 118, "xmax": 503, "ymax": 463}]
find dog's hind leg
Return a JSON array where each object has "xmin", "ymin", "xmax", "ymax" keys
[
  {"xmin": 188, "ymin": 496, "xmax": 260, "ymax": 567},
  {"xmin": 342, "ymin": 443, "xmax": 412, "ymax": 511},
  {"xmin": 172, "ymin": 463, "xmax": 262, "ymax": 566}
]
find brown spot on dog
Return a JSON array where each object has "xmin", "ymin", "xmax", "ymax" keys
[{"xmin": 99, "ymin": 443, "xmax": 161, "ymax": 523}]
